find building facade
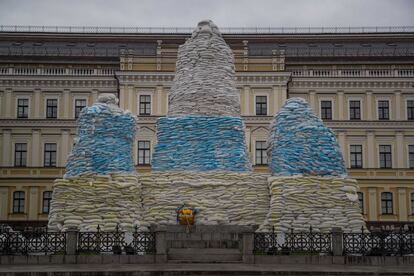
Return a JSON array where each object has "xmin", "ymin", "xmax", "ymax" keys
[{"xmin": 1, "ymin": 26, "xmax": 414, "ymax": 229}]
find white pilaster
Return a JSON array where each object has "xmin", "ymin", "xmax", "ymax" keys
[
  {"xmin": 337, "ymin": 131, "xmax": 347, "ymax": 165},
  {"xmin": 395, "ymin": 131, "xmax": 404, "ymax": 168},
  {"xmin": 28, "ymin": 187, "xmax": 39, "ymax": 220},
  {"xmin": 0, "ymin": 187, "xmax": 8, "ymax": 220},
  {"xmin": 62, "ymin": 89, "xmax": 70, "ymax": 118},
  {"xmin": 395, "ymin": 92, "xmax": 402, "ymax": 120},
  {"xmin": 33, "ymin": 89, "xmax": 41, "ymax": 119},
  {"xmin": 242, "ymin": 86, "xmax": 250, "ymax": 115},
  {"xmin": 366, "ymin": 92, "xmax": 373, "ymax": 120},
  {"xmin": 4, "ymin": 90, "xmax": 12, "ymax": 118},
  {"xmin": 368, "ymin": 187, "xmax": 378, "ymax": 221},
  {"xmin": 61, "ymin": 129, "xmax": 70, "ymax": 166},
  {"xmin": 309, "ymin": 91, "xmax": 317, "ymax": 113},
  {"xmin": 31, "ymin": 129, "xmax": 41, "ymax": 167},
  {"xmin": 156, "ymin": 85, "xmax": 163, "ymax": 115},
  {"xmin": 367, "ymin": 131, "xmax": 376, "ymax": 168},
  {"xmin": 337, "ymin": 92, "xmax": 344, "ymax": 120},
  {"xmin": 398, "ymin": 188, "xmax": 408, "ymax": 221},
  {"xmin": 1, "ymin": 129, "xmax": 11, "ymax": 166}
]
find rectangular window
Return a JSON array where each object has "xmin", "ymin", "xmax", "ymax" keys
[
  {"xmin": 350, "ymin": 145, "xmax": 363, "ymax": 168},
  {"xmin": 411, "ymin": 193, "xmax": 414, "ymax": 215},
  {"xmin": 138, "ymin": 141, "xmax": 151, "ymax": 165},
  {"xmin": 46, "ymin": 99, "xmax": 58, "ymax": 118},
  {"xmin": 75, "ymin": 99, "xmax": 87, "ymax": 119},
  {"xmin": 379, "ymin": 145, "xmax": 392, "ymax": 168},
  {"xmin": 14, "ymin": 143, "xmax": 27, "ymax": 167},
  {"xmin": 13, "ymin": 191, "xmax": 25, "ymax": 213},
  {"xmin": 409, "ymin": 145, "xmax": 414, "ymax": 169},
  {"xmin": 44, "ymin": 143, "xmax": 57, "ymax": 167},
  {"xmin": 255, "ymin": 96, "xmax": 267, "ymax": 115},
  {"xmin": 17, "ymin": 98, "xmax": 29, "ymax": 118},
  {"xmin": 255, "ymin": 141, "xmax": 268, "ymax": 165},
  {"xmin": 381, "ymin": 192, "xmax": 393, "ymax": 215},
  {"xmin": 320, "ymin": 101, "xmax": 332, "ymax": 120},
  {"xmin": 408, "ymin": 100, "xmax": 414, "ymax": 120},
  {"xmin": 139, "ymin": 95, "xmax": 151, "ymax": 115},
  {"xmin": 378, "ymin": 100, "xmax": 389, "ymax": 120},
  {"xmin": 357, "ymin": 192, "xmax": 364, "ymax": 214},
  {"xmin": 42, "ymin": 191, "xmax": 52, "ymax": 213},
  {"xmin": 349, "ymin": 100, "xmax": 361, "ymax": 120}
]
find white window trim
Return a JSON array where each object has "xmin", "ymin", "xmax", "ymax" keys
[
  {"xmin": 42, "ymin": 141, "xmax": 60, "ymax": 167},
  {"xmin": 137, "ymin": 139, "xmax": 152, "ymax": 165},
  {"xmin": 12, "ymin": 140, "xmax": 29, "ymax": 167},
  {"xmin": 404, "ymin": 97, "xmax": 414, "ymax": 120},
  {"xmin": 15, "ymin": 95, "xmax": 31, "ymax": 119},
  {"xmin": 44, "ymin": 96, "xmax": 60, "ymax": 119},
  {"xmin": 375, "ymin": 97, "xmax": 391, "ymax": 120},
  {"xmin": 380, "ymin": 191, "xmax": 395, "ymax": 215},
  {"xmin": 407, "ymin": 144, "xmax": 414, "ymax": 169},
  {"xmin": 253, "ymin": 93, "xmax": 269, "ymax": 116},
  {"xmin": 347, "ymin": 97, "xmax": 364, "ymax": 120},
  {"xmin": 377, "ymin": 143, "xmax": 394, "ymax": 169},
  {"xmin": 318, "ymin": 97, "xmax": 335, "ymax": 120},
  {"xmin": 137, "ymin": 93, "xmax": 153, "ymax": 116},
  {"xmin": 348, "ymin": 144, "xmax": 364, "ymax": 169},
  {"xmin": 73, "ymin": 96, "xmax": 89, "ymax": 119}
]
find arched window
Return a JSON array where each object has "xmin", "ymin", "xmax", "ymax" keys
[
  {"xmin": 381, "ymin": 192, "xmax": 393, "ymax": 215},
  {"xmin": 357, "ymin": 192, "xmax": 364, "ymax": 214},
  {"xmin": 42, "ymin": 191, "xmax": 52, "ymax": 214},
  {"xmin": 13, "ymin": 191, "xmax": 25, "ymax": 213}
]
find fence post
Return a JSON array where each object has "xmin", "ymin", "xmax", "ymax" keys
[
  {"xmin": 242, "ymin": 230, "xmax": 254, "ymax": 264},
  {"xmin": 65, "ymin": 226, "xmax": 79, "ymax": 255},
  {"xmin": 155, "ymin": 229, "xmax": 167, "ymax": 263},
  {"xmin": 331, "ymin": 227, "xmax": 343, "ymax": 256}
]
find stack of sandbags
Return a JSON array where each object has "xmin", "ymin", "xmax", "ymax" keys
[
  {"xmin": 140, "ymin": 172, "xmax": 269, "ymax": 226},
  {"xmin": 258, "ymin": 176, "xmax": 366, "ymax": 233},
  {"xmin": 48, "ymin": 174, "xmax": 144, "ymax": 232},
  {"xmin": 168, "ymin": 20, "xmax": 240, "ymax": 117},
  {"xmin": 152, "ymin": 116, "xmax": 251, "ymax": 172},
  {"xmin": 64, "ymin": 94, "xmax": 136, "ymax": 178},
  {"xmin": 268, "ymin": 97, "xmax": 347, "ymax": 177}
]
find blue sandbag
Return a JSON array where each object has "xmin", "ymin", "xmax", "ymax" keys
[
  {"xmin": 152, "ymin": 116, "xmax": 251, "ymax": 172},
  {"xmin": 269, "ymin": 97, "xmax": 347, "ymax": 177}
]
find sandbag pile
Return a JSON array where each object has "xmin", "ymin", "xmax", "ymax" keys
[
  {"xmin": 168, "ymin": 20, "xmax": 240, "ymax": 117},
  {"xmin": 48, "ymin": 174, "xmax": 145, "ymax": 232},
  {"xmin": 152, "ymin": 116, "xmax": 251, "ymax": 172},
  {"xmin": 64, "ymin": 94, "xmax": 136, "ymax": 178},
  {"xmin": 259, "ymin": 176, "xmax": 366, "ymax": 232},
  {"xmin": 140, "ymin": 172, "xmax": 269, "ymax": 226},
  {"xmin": 268, "ymin": 97, "xmax": 347, "ymax": 177}
]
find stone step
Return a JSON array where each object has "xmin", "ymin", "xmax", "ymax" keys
[{"xmin": 168, "ymin": 248, "xmax": 242, "ymax": 262}]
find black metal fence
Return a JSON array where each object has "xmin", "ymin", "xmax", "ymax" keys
[
  {"xmin": 254, "ymin": 227, "xmax": 332, "ymax": 255},
  {"xmin": 0, "ymin": 229, "xmax": 66, "ymax": 255},
  {"xmin": 77, "ymin": 225, "xmax": 155, "ymax": 255},
  {"xmin": 254, "ymin": 227, "xmax": 414, "ymax": 256},
  {"xmin": 0, "ymin": 225, "xmax": 155, "ymax": 256},
  {"xmin": 343, "ymin": 228, "xmax": 414, "ymax": 256}
]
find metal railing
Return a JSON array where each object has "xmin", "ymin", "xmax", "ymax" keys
[
  {"xmin": 343, "ymin": 228, "xmax": 414, "ymax": 256},
  {"xmin": 0, "ymin": 228, "xmax": 66, "ymax": 255},
  {"xmin": 77, "ymin": 225, "xmax": 155, "ymax": 255},
  {"xmin": 0, "ymin": 225, "xmax": 155, "ymax": 255},
  {"xmin": 1, "ymin": 25, "xmax": 414, "ymax": 34},
  {"xmin": 254, "ymin": 227, "xmax": 332, "ymax": 255}
]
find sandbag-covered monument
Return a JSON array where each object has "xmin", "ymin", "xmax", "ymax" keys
[{"xmin": 48, "ymin": 20, "xmax": 366, "ymax": 233}]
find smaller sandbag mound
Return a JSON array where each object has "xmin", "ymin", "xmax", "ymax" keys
[
  {"xmin": 64, "ymin": 94, "xmax": 136, "ymax": 178},
  {"xmin": 269, "ymin": 97, "xmax": 347, "ymax": 177}
]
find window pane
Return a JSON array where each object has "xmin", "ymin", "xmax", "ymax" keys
[
  {"xmin": 320, "ymin": 101, "xmax": 332, "ymax": 120},
  {"xmin": 138, "ymin": 140, "xmax": 151, "ymax": 165},
  {"xmin": 255, "ymin": 96, "xmax": 267, "ymax": 115},
  {"xmin": 139, "ymin": 95, "xmax": 151, "ymax": 115},
  {"xmin": 255, "ymin": 141, "xmax": 268, "ymax": 165}
]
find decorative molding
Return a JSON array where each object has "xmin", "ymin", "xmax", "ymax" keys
[{"xmin": 0, "ymin": 77, "xmax": 117, "ymax": 88}]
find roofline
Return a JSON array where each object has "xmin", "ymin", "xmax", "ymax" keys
[{"xmin": 1, "ymin": 25, "xmax": 414, "ymax": 35}]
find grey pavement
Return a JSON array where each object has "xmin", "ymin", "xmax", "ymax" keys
[{"xmin": 1, "ymin": 263, "xmax": 414, "ymax": 275}]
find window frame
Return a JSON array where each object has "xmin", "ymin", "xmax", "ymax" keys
[
  {"xmin": 14, "ymin": 143, "xmax": 27, "ymax": 167},
  {"xmin": 138, "ymin": 140, "xmax": 151, "ymax": 165},
  {"xmin": 255, "ymin": 140, "xmax": 268, "ymax": 165},
  {"xmin": 320, "ymin": 100, "xmax": 333, "ymax": 120},
  {"xmin": 12, "ymin": 191, "xmax": 25, "ymax": 214},
  {"xmin": 42, "ymin": 191, "xmax": 52, "ymax": 214},
  {"xmin": 255, "ymin": 95, "xmax": 268, "ymax": 116},
  {"xmin": 349, "ymin": 144, "xmax": 363, "ymax": 168},
  {"xmin": 411, "ymin": 192, "xmax": 414, "ymax": 215},
  {"xmin": 349, "ymin": 100, "xmax": 361, "ymax": 120},
  {"xmin": 43, "ymin": 143, "xmax": 57, "ymax": 167},
  {"xmin": 381, "ymin": 192, "xmax": 393, "ymax": 215},
  {"xmin": 74, "ymin": 98, "xmax": 87, "ymax": 119},
  {"xmin": 139, "ymin": 95, "xmax": 152, "ymax": 116},
  {"xmin": 409, "ymin": 145, "xmax": 414, "ymax": 169},
  {"xmin": 357, "ymin": 192, "xmax": 364, "ymax": 214},
  {"xmin": 406, "ymin": 99, "xmax": 414, "ymax": 120},
  {"xmin": 16, "ymin": 98, "xmax": 29, "ymax": 119},
  {"xmin": 377, "ymin": 99, "xmax": 390, "ymax": 120},
  {"xmin": 379, "ymin": 145, "xmax": 392, "ymax": 169},
  {"xmin": 45, "ymin": 98, "xmax": 58, "ymax": 119}
]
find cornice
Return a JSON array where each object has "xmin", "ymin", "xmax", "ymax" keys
[
  {"xmin": 291, "ymin": 77, "xmax": 414, "ymax": 89},
  {"xmin": 0, "ymin": 77, "xmax": 117, "ymax": 88}
]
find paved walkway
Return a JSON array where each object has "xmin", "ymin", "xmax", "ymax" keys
[{"xmin": 1, "ymin": 263, "xmax": 414, "ymax": 275}]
